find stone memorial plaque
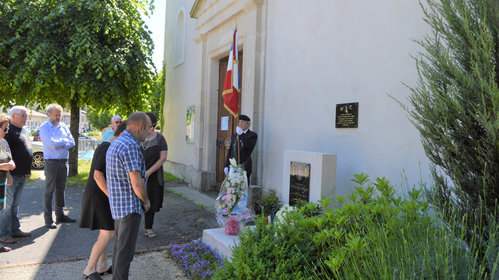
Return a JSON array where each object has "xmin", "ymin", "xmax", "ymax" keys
[
  {"xmin": 289, "ymin": 161, "xmax": 310, "ymax": 205},
  {"xmin": 335, "ymin": 102, "xmax": 359, "ymax": 128}
]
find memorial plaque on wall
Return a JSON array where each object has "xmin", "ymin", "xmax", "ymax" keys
[
  {"xmin": 289, "ymin": 161, "xmax": 311, "ymax": 205},
  {"xmin": 335, "ymin": 102, "xmax": 359, "ymax": 128}
]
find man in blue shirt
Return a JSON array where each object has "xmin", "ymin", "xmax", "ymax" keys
[
  {"xmin": 101, "ymin": 115, "xmax": 122, "ymax": 142},
  {"xmin": 106, "ymin": 112, "xmax": 151, "ymax": 280},
  {"xmin": 39, "ymin": 104, "xmax": 76, "ymax": 229}
]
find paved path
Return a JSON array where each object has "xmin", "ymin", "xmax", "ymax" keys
[
  {"xmin": 0, "ymin": 251, "xmax": 188, "ymax": 280},
  {"xmin": 0, "ymin": 171, "xmax": 220, "ymax": 279}
]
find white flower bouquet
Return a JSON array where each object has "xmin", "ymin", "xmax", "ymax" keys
[
  {"xmin": 275, "ymin": 204, "xmax": 297, "ymax": 225},
  {"xmin": 215, "ymin": 158, "xmax": 254, "ymax": 230}
]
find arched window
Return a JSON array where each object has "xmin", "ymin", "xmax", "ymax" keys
[{"xmin": 174, "ymin": 8, "xmax": 185, "ymax": 66}]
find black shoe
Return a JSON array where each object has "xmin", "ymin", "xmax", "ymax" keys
[
  {"xmin": 56, "ymin": 215, "xmax": 76, "ymax": 224},
  {"xmin": 98, "ymin": 266, "xmax": 112, "ymax": 275},
  {"xmin": 45, "ymin": 222, "xmax": 57, "ymax": 229},
  {"xmin": 83, "ymin": 272, "xmax": 103, "ymax": 280}
]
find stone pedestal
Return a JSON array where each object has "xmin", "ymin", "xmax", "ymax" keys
[
  {"xmin": 282, "ymin": 151, "xmax": 337, "ymax": 204},
  {"xmin": 203, "ymin": 228, "xmax": 240, "ymax": 259},
  {"xmin": 202, "ymin": 226, "xmax": 256, "ymax": 260}
]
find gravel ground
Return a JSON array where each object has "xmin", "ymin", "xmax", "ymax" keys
[{"xmin": 0, "ymin": 250, "xmax": 188, "ymax": 280}]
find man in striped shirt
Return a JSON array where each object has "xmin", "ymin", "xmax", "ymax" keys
[{"xmin": 106, "ymin": 112, "xmax": 151, "ymax": 280}]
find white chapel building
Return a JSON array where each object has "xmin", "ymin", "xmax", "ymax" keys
[{"xmin": 162, "ymin": 0, "xmax": 432, "ymax": 201}]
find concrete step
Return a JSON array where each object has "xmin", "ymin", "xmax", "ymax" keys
[
  {"xmin": 202, "ymin": 225, "xmax": 256, "ymax": 260},
  {"xmin": 202, "ymin": 228, "xmax": 240, "ymax": 259}
]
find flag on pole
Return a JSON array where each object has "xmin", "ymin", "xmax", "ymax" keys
[{"xmin": 222, "ymin": 28, "xmax": 240, "ymax": 117}]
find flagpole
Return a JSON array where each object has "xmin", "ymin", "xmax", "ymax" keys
[
  {"xmin": 235, "ymin": 26, "xmax": 240, "ymax": 165},
  {"xmin": 237, "ymin": 134, "xmax": 240, "ymax": 165}
]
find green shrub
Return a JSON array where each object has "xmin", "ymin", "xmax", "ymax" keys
[
  {"xmin": 214, "ymin": 173, "xmax": 498, "ymax": 280},
  {"xmin": 295, "ymin": 198, "xmax": 323, "ymax": 218},
  {"xmin": 254, "ymin": 190, "xmax": 283, "ymax": 216},
  {"xmin": 406, "ymin": 0, "xmax": 499, "ymax": 246},
  {"xmin": 85, "ymin": 130, "xmax": 100, "ymax": 137},
  {"xmin": 214, "ymin": 213, "xmax": 317, "ymax": 280}
]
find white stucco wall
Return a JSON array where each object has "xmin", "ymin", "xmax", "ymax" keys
[
  {"xmin": 164, "ymin": 0, "xmax": 200, "ymax": 170},
  {"xmin": 262, "ymin": 0, "xmax": 432, "ymax": 196},
  {"xmin": 164, "ymin": 0, "xmax": 267, "ymax": 188},
  {"xmin": 164, "ymin": 0, "xmax": 434, "ymax": 195}
]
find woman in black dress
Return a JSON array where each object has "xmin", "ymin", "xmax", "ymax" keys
[
  {"xmin": 142, "ymin": 113, "xmax": 168, "ymax": 238},
  {"xmin": 79, "ymin": 121, "xmax": 127, "ymax": 279}
]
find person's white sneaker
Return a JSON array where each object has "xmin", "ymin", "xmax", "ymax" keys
[{"xmin": 144, "ymin": 229, "xmax": 156, "ymax": 238}]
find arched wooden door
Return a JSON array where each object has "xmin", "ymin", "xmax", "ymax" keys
[{"xmin": 216, "ymin": 52, "xmax": 243, "ymax": 186}]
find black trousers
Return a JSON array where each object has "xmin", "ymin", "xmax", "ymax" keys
[
  {"xmin": 44, "ymin": 159, "xmax": 68, "ymax": 223},
  {"xmin": 112, "ymin": 213, "xmax": 141, "ymax": 280},
  {"xmin": 144, "ymin": 211, "xmax": 155, "ymax": 229}
]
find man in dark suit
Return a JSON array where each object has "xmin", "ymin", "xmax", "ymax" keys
[{"xmin": 224, "ymin": 115, "xmax": 258, "ymax": 185}]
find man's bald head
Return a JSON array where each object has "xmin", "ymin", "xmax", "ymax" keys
[
  {"xmin": 127, "ymin": 112, "xmax": 148, "ymax": 128},
  {"xmin": 126, "ymin": 112, "xmax": 151, "ymax": 142}
]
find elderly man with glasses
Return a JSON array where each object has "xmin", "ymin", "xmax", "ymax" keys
[
  {"xmin": 101, "ymin": 116, "xmax": 122, "ymax": 143},
  {"xmin": 2, "ymin": 106, "xmax": 33, "ymax": 242},
  {"xmin": 39, "ymin": 103, "xmax": 76, "ymax": 229}
]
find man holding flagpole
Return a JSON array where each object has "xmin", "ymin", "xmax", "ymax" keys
[
  {"xmin": 224, "ymin": 114, "xmax": 257, "ymax": 185},
  {"xmin": 222, "ymin": 28, "xmax": 258, "ymax": 185}
]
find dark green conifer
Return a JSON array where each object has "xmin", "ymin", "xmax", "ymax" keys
[{"xmin": 408, "ymin": 0, "xmax": 498, "ymax": 218}]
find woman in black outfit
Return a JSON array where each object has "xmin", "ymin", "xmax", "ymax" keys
[
  {"xmin": 79, "ymin": 121, "xmax": 127, "ymax": 279},
  {"xmin": 142, "ymin": 112, "xmax": 168, "ymax": 238}
]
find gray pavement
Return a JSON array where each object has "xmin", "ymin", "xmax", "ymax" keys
[{"xmin": 0, "ymin": 171, "xmax": 220, "ymax": 279}]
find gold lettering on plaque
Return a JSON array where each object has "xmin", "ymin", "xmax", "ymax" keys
[{"xmin": 336, "ymin": 102, "xmax": 358, "ymax": 128}]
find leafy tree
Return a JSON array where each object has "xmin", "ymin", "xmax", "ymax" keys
[
  {"xmin": 407, "ymin": 0, "xmax": 498, "ymax": 233},
  {"xmin": 87, "ymin": 108, "xmax": 114, "ymax": 131},
  {"xmin": 0, "ymin": 0, "xmax": 155, "ymax": 176},
  {"xmin": 148, "ymin": 67, "xmax": 166, "ymax": 130}
]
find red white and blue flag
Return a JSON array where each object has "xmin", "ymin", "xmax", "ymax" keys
[{"xmin": 222, "ymin": 28, "xmax": 240, "ymax": 117}]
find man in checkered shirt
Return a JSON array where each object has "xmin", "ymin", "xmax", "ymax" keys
[{"xmin": 106, "ymin": 112, "xmax": 151, "ymax": 280}]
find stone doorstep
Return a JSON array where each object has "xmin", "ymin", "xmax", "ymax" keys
[{"xmin": 202, "ymin": 226, "xmax": 256, "ymax": 261}]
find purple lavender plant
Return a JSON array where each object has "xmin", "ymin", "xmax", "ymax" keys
[{"xmin": 168, "ymin": 239, "xmax": 225, "ymax": 279}]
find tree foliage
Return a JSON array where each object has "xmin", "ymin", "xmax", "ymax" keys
[
  {"xmin": 87, "ymin": 108, "xmax": 114, "ymax": 131},
  {"xmin": 0, "ymin": 0, "xmax": 155, "ymax": 175},
  {"xmin": 408, "ymin": 0, "xmax": 498, "ymax": 216},
  {"xmin": 147, "ymin": 67, "xmax": 165, "ymax": 129},
  {"xmin": 0, "ymin": 0, "xmax": 154, "ymax": 111}
]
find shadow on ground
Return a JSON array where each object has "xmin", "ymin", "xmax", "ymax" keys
[{"xmin": 0, "ymin": 179, "xmax": 218, "ymax": 267}]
